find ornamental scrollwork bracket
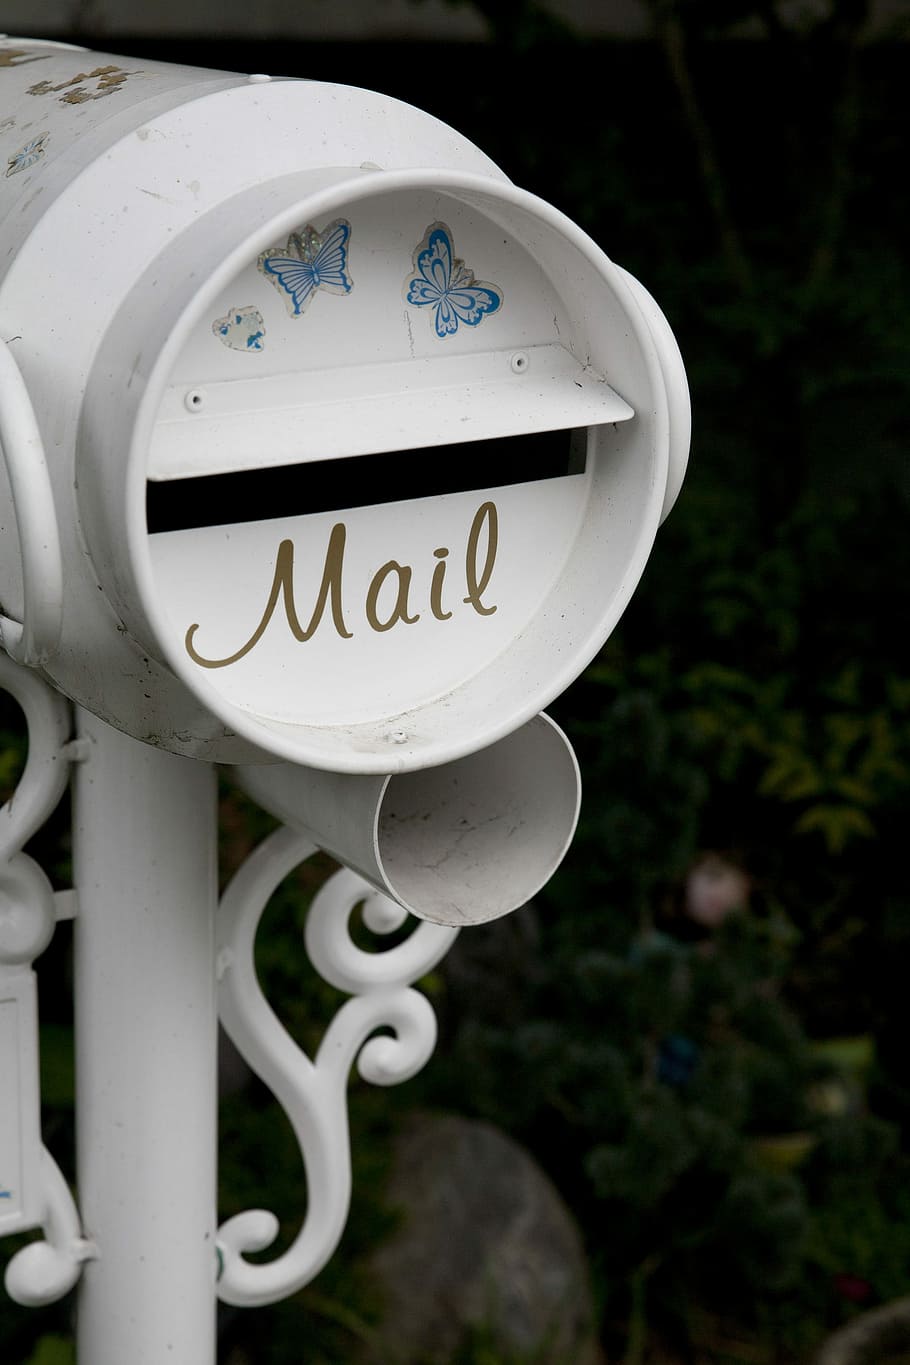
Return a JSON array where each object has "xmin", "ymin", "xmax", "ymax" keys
[
  {"xmin": 215, "ymin": 822, "xmax": 459, "ymax": 1307},
  {"xmin": 0, "ymin": 651, "xmax": 95, "ymax": 1307}
]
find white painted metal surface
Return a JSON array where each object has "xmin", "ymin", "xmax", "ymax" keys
[
  {"xmin": 148, "ymin": 342, "xmax": 634, "ymax": 479},
  {"xmin": 0, "ymin": 973, "xmax": 37, "ymax": 1229},
  {"xmin": 0, "ymin": 650, "xmax": 68, "ymax": 1246},
  {"xmin": 71, "ymin": 709, "xmax": 219, "ymax": 1364},
  {"xmin": 0, "ymin": 38, "xmax": 689, "ymax": 774},
  {"xmin": 0, "ymin": 337, "xmax": 63, "ymax": 666},
  {"xmin": 86, "ymin": 166, "xmax": 684, "ymax": 773},
  {"xmin": 0, "ymin": 651, "xmax": 91, "ymax": 1307},
  {"xmin": 216, "ymin": 827, "xmax": 456, "ymax": 1305},
  {"xmin": 236, "ymin": 712, "xmax": 581, "ymax": 925}
]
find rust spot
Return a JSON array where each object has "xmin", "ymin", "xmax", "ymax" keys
[
  {"xmin": 97, "ymin": 68, "xmax": 130, "ymax": 90},
  {"xmin": 0, "ymin": 50, "xmax": 49, "ymax": 69},
  {"xmin": 28, "ymin": 65, "xmax": 141, "ymax": 104}
]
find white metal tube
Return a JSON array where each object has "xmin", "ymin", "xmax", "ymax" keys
[
  {"xmin": 72, "ymin": 710, "xmax": 218, "ymax": 1365},
  {"xmin": 0, "ymin": 335, "xmax": 64, "ymax": 665},
  {"xmin": 235, "ymin": 712, "xmax": 581, "ymax": 927}
]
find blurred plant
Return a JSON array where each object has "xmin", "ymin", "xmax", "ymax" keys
[
  {"xmin": 24, "ymin": 1338, "xmax": 74, "ymax": 1365},
  {"xmin": 424, "ymin": 641, "xmax": 910, "ymax": 1358}
]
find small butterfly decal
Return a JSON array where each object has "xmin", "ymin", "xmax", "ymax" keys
[
  {"xmin": 258, "ymin": 219, "xmax": 353, "ymax": 317},
  {"xmin": 212, "ymin": 305, "xmax": 265, "ymax": 353},
  {"xmin": 6, "ymin": 131, "xmax": 49, "ymax": 177},
  {"xmin": 405, "ymin": 223, "xmax": 502, "ymax": 340}
]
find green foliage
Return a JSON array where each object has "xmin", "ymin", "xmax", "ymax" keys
[
  {"xmin": 805, "ymin": 1135, "xmax": 910, "ymax": 1306},
  {"xmin": 442, "ymin": 1322, "xmax": 562, "ymax": 1365},
  {"xmin": 646, "ymin": 655, "xmax": 909, "ymax": 858},
  {"xmin": 25, "ymin": 1338, "xmax": 75, "ymax": 1365},
  {"xmin": 39, "ymin": 1025, "xmax": 75, "ymax": 1110},
  {"xmin": 412, "ymin": 16, "xmax": 910, "ymax": 1345},
  {"xmin": 0, "ymin": 728, "xmax": 25, "ymax": 799}
]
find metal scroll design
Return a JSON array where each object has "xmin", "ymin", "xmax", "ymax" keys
[
  {"xmin": 5, "ymin": 1150, "xmax": 91, "ymax": 1308},
  {"xmin": 0, "ymin": 651, "xmax": 94, "ymax": 1306},
  {"xmin": 215, "ymin": 823, "xmax": 459, "ymax": 1307}
]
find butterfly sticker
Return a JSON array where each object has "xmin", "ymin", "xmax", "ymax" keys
[
  {"xmin": 212, "ymin": 305, "xmax": 265, "ymax": 353},
  {"xmin": 258, "ymin": 219, "xmax": 353, "ymax": 317},
  {"xmin": 405, "ymin": 223, "xmax": 502, "ymax": 340},
  {"xmin": 6, "ymin": 131, "xmax": 49, "ymax": 178}
]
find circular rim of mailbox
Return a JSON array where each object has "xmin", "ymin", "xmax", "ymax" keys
[{"xmin": 128, "ymin": 167, "xmax": 668, "ymax": 772}]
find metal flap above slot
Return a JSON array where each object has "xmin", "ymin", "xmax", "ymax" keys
[{"xmin": 147, "ymin": 342, "xmax": 635, "ymax": 483}]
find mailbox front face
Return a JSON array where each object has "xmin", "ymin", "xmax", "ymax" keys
[{"xmin": 117, "ymin": 175, "xmax": 669, "ymax": 771}]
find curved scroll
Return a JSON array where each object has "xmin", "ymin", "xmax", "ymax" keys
[
  {"xmin": 0, "ymin": 337, "xmax": 64, "ymax": 666},
  {"xmin": 215, "ymin": 824, "xmax": 458, "ymax": 1307},
  {"xmin": 0, "ymin": 651, "xmax": 92, "ymax": 1306},
  {"xmin": 5, "ymin": 1149, "xmax": 95, "ymax": 1307}
]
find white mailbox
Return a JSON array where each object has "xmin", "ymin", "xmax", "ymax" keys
[
  {"xmin": 0, "ymin": 42, "xmax": 694, "ymax": 1361},
  {"xmin": 0, "ymin": 38, "xmax": 688, "ymax": 775}
]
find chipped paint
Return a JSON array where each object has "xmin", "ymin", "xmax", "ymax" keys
[
  {"xmin": 6, "ymin": 132, "xmax": 49, "ymax": 178},
  {"xmin": 0, "ymin": 49, "xmax": 49, "ymax": 70},
  {"xmin": 212, "ymin": 306, "xmax": 266, "ymax": 353},
  {"xmin": 27, "ymin": 65, "xmax": 140, "ymax": 105}
]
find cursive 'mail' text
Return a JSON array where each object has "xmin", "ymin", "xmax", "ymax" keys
[{"xmin": 185, "ymin": 501, "xmax": 499, "ymax": 669}]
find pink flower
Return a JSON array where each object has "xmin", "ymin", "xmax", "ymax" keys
[{"xmin": 685, "ymin": 854, "xmax": 750, "ymax": 928}]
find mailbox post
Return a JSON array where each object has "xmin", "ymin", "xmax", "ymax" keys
[{"xmin": 0, "ymin": 38, "xmax": 689, "ymax": 1363}]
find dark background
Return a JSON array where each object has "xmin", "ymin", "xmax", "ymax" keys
[{"xmin": 2, "ymin": 4, "xmax": 910, "ymax": 1362}]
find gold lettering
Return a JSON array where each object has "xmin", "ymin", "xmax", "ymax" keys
[
  {"xmin": 463, "ymin": 501, "xmax": 498, "ymax": 617},
  {"xmin": 366, "ymin": 561, "xmax": 420, "ymax": 633},
  {"xmin": 184, "ymin": 502, "xmax": 499, "ymax": 669},
  {"xmin": 430, "ymin": 548, "xmax": 452, "ymax": 621},
  {"xmin": 185, "ymin": 524, "xmax": 351, "ymax": 668}
]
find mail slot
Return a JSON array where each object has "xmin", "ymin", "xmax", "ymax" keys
[{"xmin": 0, "ymin": 39, "xmax": 689, "ymax": 772}]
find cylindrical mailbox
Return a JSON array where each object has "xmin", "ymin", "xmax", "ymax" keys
[{"xmin": 0, "ymin": 40, "xmax": 689, "ymax": 772}]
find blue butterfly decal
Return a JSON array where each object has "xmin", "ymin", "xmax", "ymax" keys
[
  {"xmin": 258, "ymin": 219, "xmax": 353, "ymax": 317},
  {"xmin": 5, "ymin": 131, "xmax": 49, "ymax": 178},
  {"xmin": 405, "ymin": 223, "xmax": 502, "ymax": 339}
]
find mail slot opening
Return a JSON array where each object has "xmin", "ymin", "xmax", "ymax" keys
[{"xmin": 146, "ymin": 428, "xmax": 587, "ymax": 533}]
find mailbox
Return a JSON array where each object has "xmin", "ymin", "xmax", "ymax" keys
[
  {"xmin": 0, "ymin": 38, "xmax": 689, "ymax": 775},
  {"xmin": 0, "ymin": 42, "xmax": 694, "ymax": 1357}
]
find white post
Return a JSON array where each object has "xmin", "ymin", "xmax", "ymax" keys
[{"xmin": 71, "ymin": 709, "xmax": 219, "ymax": 1365}]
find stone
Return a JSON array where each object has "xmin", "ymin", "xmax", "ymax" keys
[
  {"xmin": 359, "ymin": 1112, "xmax": 603, "ymax": 1365},
  {"xmin": 814, "ymin": 1296, "xmax": 910, "ymax": 1364}
]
